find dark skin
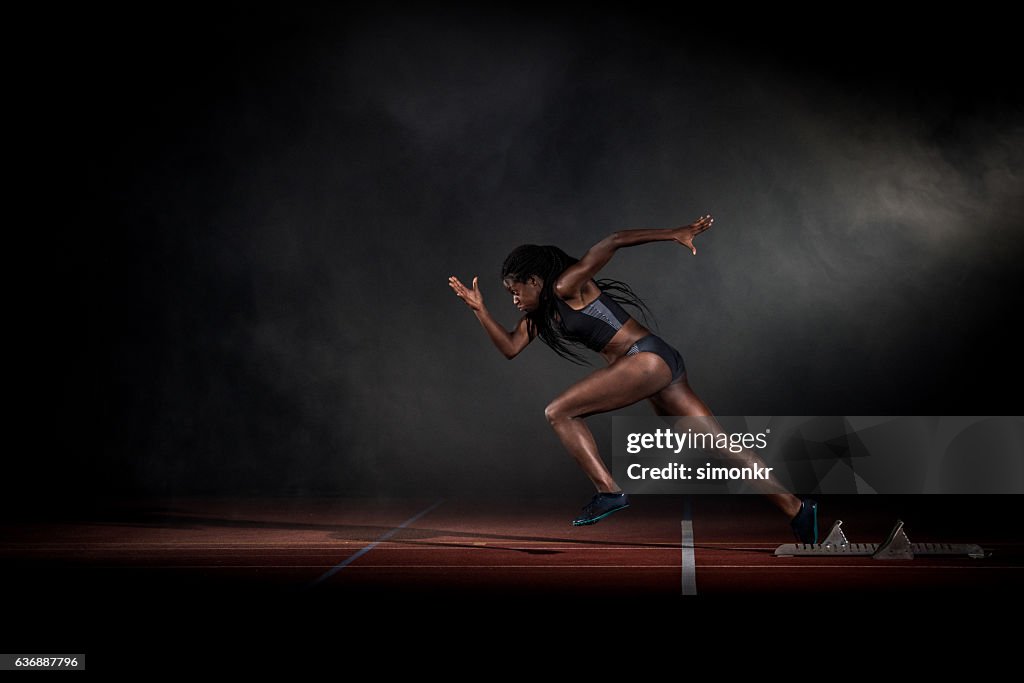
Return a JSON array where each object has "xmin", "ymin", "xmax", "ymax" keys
[{"xmin": 449, "ymin": 215, "xmax": 802, "ymax": 520}]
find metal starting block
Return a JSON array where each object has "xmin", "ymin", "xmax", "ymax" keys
[{"xmin": 774, "ymin": 519, "xmax": 987, "ymax": 559}]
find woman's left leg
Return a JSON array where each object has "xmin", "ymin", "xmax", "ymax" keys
[{"xmin": 545, "ymin": 352, "xmax": 673, "ymax": 493}]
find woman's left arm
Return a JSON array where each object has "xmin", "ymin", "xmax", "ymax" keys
[{"xmin": 555, "ymin": 214, "xmax": 714, "ymax": 298}]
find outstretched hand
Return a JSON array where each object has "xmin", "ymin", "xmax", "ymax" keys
[
  {"xmin": 673, "ymin": 214, "xmax": 714, "ymax": 255},
  {"xmin": 449, "ymin": 275, "xmax": 484, "ymax": 311}
]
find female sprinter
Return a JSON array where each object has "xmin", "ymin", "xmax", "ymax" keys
[{"xmin": 448, "ymin": 215, "xmax": 818, "ymax": 542}]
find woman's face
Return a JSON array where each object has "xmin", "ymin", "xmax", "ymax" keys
[{"xmin": 503, "ymin": 276, "xmax": 543, "ymax": 313}]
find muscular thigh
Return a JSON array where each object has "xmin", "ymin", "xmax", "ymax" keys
[
  {"xmin": 647, "ymin": 373, "xmax": 713, "ymax": 417},
  {"xmin": 549, "ymin": 353, "xmax": 672, "ymax": 419}
]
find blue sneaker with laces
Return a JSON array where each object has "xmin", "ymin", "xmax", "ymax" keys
[{"xmin": 572, "ymin": 492, "xmax": 630, "ymax": 526}]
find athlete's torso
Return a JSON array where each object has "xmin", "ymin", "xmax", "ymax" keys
[
  {"xmin": 554, "ymin": 291, "xmax": 630, "ymax": 351},
  {"xmin": 554, "ymin": 280, "xmax": 639, "ymax": 354}
]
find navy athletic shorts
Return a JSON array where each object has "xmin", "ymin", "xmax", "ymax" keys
[{"xmin": 625, "ymin": 334, "xmax": 686, "ymax": 383}]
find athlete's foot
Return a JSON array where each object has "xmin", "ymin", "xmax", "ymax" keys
[
  {"xmin": 789, "ymin": 498, "xmax": 819, "ymax": 544},
  {"xmin": 572, "ymin": 492, "xmax": 630, "ymax": 526}
]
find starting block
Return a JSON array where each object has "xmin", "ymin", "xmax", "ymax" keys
[{"xmin": 774, "ymin": 519, "xmax": 987, "ymax": 559}]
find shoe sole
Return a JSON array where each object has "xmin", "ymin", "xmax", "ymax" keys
[{"xmin": 571, "ymin": 503, "xmax": 630, "ymax": 527}]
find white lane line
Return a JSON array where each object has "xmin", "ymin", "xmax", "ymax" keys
[
  {"xmin": 304, "ymin": 499, "xmax": 444, "ymax": 588},
  {"xmin": 681, "ymin": 497, "xmax": 697, "ymax": 596}
]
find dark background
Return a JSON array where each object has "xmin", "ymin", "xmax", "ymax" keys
[{"xmin": 17, "ymin": 4, "xmax": 1022, "ymax": 507}]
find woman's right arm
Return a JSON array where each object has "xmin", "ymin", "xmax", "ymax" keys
[{"xmin": 449, "ymin": 275, "xmax": 536, "ymax": 359}]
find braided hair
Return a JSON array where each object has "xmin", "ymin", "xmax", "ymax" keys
[{"xmin": 501, "ymin": 244, "xmax": 657, "ymax": 366}]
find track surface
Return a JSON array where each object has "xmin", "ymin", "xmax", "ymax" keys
[{"xmin": 3, "ymin": 495, "xmax": 1018, "ymax": 666}]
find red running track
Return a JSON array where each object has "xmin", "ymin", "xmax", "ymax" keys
[
  {"xmin": 4, "ymin": 497, "xmax": 1019, "ymax": 663},
  {"xmin": 3, "ymin": 495, "xmax": 1019, "ymax": 597},
  {"xmin": 2, "ymin": 494, "xmax": 1019, "ymax": 664}
]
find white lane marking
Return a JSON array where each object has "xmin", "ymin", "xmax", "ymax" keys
[
  {"xmin": 681, "ymin": 498, "xmax": 697, "ymax": 596},
  {"xmin": 304, "ymin": 499, "xmax": 444, "ymax": 588}
]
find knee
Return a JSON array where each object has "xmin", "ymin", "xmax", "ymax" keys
[{"xmin": 544, "ymin": 401, "xmax": 569, "ymax": 425}]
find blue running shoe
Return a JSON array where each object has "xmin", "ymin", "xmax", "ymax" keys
[
  {"xmin": 572, "ymin": 492, "xmax": 630, "ymax": 526},
  {"xmin": 790, "ymin": 498, "xmax": 818, "ymax": 544}
]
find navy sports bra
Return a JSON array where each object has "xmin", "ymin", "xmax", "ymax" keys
[{"xmin": 554, "ymin": 287, "xmax": 632, "ymax": 352}]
